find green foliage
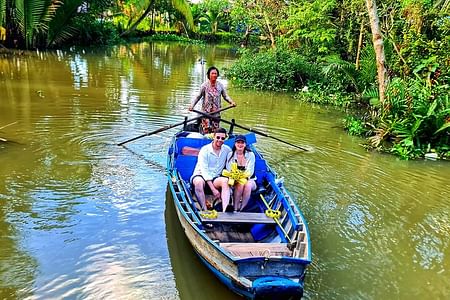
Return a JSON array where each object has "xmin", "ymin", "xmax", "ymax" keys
[
  {"xmin": 140, "ymin": 33, "xmax": 201, "ymax": 43},
  {"xmin": 225, "ymin": 48, "xmax": 319, "ymax": 91},
  {"xmin": 170, "ymin": 0, "xmax": 194, "ymax": 30},
  {"xmin": 365, "ymin": 76, "xmax": 450, "ymax": 159},
  {"xmin": 280, "ymin": 0, "xmax": 337, "ymax": 54},
  {"xmin": 344, "ymin": 116, "xmax": 367, "ymax": 136},
  {"xmin": 358, "ymin": 44, "xmax": 377, "ymax": 86},
  {"xmin": 10, "ymin": 0, "xmax": 62, "ymax": 48},
  {"xmin": 192, "ymin": 31, "xmax": 238, "ymax": 43},
  {"xmin": 68, "ymin": 18, "xmax": 121, "ymax": 46},
  {"xmin": 196, "ymin": 0, "xmax": 230, "ymax": 33},
  {"xmin": 0, "ymin": 0, "xmax": 5, "ymax": 26},
  {"xmin": 362, "ymin": 87, "xmax": 380, "ymax": 106},
  {"xmin": 295, "ymin": 86, "xmax": 354, "ymax": 107},
  {"xmin": 229, "ymin": 0, "xmax": 289, "ymax": 48},
  {"xmin": 320, "ymin": 55, "xmax": 360, "ymax": 93},
  {"xmin": 0, "ymin": 0, "xmax": 118, "ymax": 48},
  {"xmin": 47, "ymin": 0, "xmax": 84, "ymax": 47}
]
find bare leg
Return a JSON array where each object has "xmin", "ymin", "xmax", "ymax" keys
[
  {"xmin": 192, "ymin": 177, "xmax": 207, "ymax": 210},
  {"xmin": 240, "ymin": 180, "xmax": 257, "ymax": 211},
  {"xmin": 214, "ymin": 177, "xmax": 231, "ymax": 212},
  {"xmin": 233, "ymin": 184, "xmax": 244, "ymax": 211}
]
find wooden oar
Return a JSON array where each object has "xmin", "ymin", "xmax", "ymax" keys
[
  {"xmin": 0, "ymin": 121, "xmax": 18, "ymax": 130},
  {"xmin": 192, "ymin": 109, "xmax": 309, "ymax": 151},
  {"xmin": 117, "ymin": 106, "xmax": 234, "ymax": 146},
  {"xmin": 0, "ymin": 121, "xmax": 18, "ymax": 143},
  {"xmin": 260, "ymin": 194, "xmax": 292, "ymax": 243}
]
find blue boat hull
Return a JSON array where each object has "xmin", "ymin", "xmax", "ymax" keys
[
  {"xmin": 167, "ymin": 130, "xmax": 312, "ymax": 299},
  {"xmin": 196, "ymin": 251, "xmax": 304, "ymax": 300}
]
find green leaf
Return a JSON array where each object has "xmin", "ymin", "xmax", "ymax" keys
[
  {"xmin": 435, "ymin": 122, "xmax": 450, "ymax": 134},
  {"xmin": 426, "ymin": 99, "xmax": 438, "ymax": 117},
  {"xmin": 369, "ymin": 97, "xmax": 380, "ymax": 106}
]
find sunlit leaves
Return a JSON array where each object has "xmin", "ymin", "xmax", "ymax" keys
[
  {"xmin": 230, "ymin": 0, "xmax": 289, "ymax": 48},
  {"xmin": 280, "ymin": 0, "xmax": 336, "ymax": 54}
]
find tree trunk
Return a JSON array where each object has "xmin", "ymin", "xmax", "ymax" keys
[
  {"xmin": 241, "ymin": 26, "xmax": 251, "ymax": 47},
  {"xmin": 263, "ymin": 12, "xmax": 275, "ymax": 48},
  {"xmin": 120, "ymin": 0, "xmax": 156, "ymax": 37},
  {"xmin": 355, "ymin": 19, "xmax": 364, "ymax": 70},
  {"xmin": 151, "ymin": 10, "xmax": 154, "ymax": 34},
  {"xmin": 366, "ymin": 0, "xmax": 387, "ymax": 106}
]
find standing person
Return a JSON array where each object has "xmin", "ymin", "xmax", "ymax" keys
[
  {"xmin": 225, "ymin": 135, "xmax": 256, "ymax": 212},
  {"xmin": 188, "ymin": 66, "xmax": 236, "ymax": 134},
  {"xmin": 191, "ymin": 128, "xmax": 232, "ymax": 211}
]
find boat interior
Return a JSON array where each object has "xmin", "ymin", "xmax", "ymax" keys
[{"xmin": 171, "ymin": 131, "xmax": 309, "ymax": 259}]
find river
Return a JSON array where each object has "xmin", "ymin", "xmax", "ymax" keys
[{"xmin": 1, "ymin": 42, "xmax": 449, "ymax": 299}]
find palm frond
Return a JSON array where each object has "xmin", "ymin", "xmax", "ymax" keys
[
  {"xmin": 359, "ymin": 44, "xmax": 377, "ymax": 85},
  {"xmin": 50, "ymin": 24, "xmax": 78, "ymax": 45},
  {"xmin": 433, "ymin": 0, "xmax": 450, "ymax": 13},
  {"xmin": 12, "ymin": 0, "xmax": 62, "ymax": 48},
  {"xmin": 171, "ymin": 0, "xmax": 194, "ymax": 30},
  {"xmin": 368, "ymin": 118, "xmax": 398, "ymax": 148},
  {"xmin": 0, "ymin": 0, "xmax": 6, "ymax": 26},
  {"xmin": 322, "ymin": 55, "xmax": 360, "ymax": 92},
  {"xmin": 362, "ymin": 87, "xmax": 380, "ymax": 106},
  {"xmin": 47, "ymin": 0, "xmax": 84, "ymax": 47}
]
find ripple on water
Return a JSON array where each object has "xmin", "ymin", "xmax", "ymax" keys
[
  {"xmin": 33, "ymin": 243, "xmax": 176, "ymax": 299},
  {"xmin": 2, "ymin": 45, "xmax": 450, "ymax": 300}
]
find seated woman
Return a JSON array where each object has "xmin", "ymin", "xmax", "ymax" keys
[{"xmin": 225, "ymin": 135, "xmax": 256, "ymax": 212}]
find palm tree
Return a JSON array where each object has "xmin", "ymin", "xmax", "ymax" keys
[
  {"xmin": 0, "ymin": 0, "xmax": 62, "ymax": 49},
  {"xmin": 365, "ymin": 0, "xmax": 387, "ymax": 107},
  {"xmin": 120, "ymin": 0, "xmax": 194, "ymax": 37},
  {"xmin": 0, "ymin": 0, "xmax": 114, "ymax": 49}
]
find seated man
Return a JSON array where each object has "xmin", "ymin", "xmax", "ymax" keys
[{"xmin": 190, "ymin": 127, "xmax": 231, "ymax": 211}]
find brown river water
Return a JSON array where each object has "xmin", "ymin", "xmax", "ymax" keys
[{"xmin": 0, "ymin": 42, "xmax": 449, "ymax": 299}]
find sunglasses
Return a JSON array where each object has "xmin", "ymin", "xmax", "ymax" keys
[{"xmin": 215, "ymin": 136, "xmax": 226, "ymax": 140}]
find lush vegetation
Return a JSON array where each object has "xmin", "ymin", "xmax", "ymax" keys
[
  {"xmin": 0, "ymin": 0, "xmax": 448, "ymax": 159},
  {"xmin": 0, "ymin": 0, "xmax": 196, "ymax": 48},
  {"xmin": 225, "ymin": 0, "xmax": 450, "ymax": 160}
]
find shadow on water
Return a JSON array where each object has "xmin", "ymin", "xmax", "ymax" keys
[
  {"xmin": 165, "ymin": 188, "xmax": 242, "ymax": 300},
  {"xmin": 0, "ymin": 194, "xmax": 37, "ymax": 299}
]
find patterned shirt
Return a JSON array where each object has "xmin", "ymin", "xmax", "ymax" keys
[{"xmin": 191, "ymin": 81, "xmax": 233, "ymax": 116}]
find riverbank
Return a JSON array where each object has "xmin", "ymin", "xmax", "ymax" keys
[
  {"xmin": 1, "ymin": 42, "xmax": 449, "ymax": 299},
  {"xmin": 226, "ymin": 48, "xmax": 450, "ymax": 161}
]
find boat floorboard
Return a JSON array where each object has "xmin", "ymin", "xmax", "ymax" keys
[
  {"xmin": 206, "ymin": 224, "xmax": 255, "ymax": 243},
  {"xmin": 220, "ymin": 242, "xmax": 292, "ymax": 258}
]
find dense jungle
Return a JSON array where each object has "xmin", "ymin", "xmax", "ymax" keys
[{"xmin": 1, "ymin": 0, "xmax": 449, "ymax": 159}]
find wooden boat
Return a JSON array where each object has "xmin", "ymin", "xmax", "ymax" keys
[{"xmin": 166, "ymin": 125, "xmax": 312, "ymax": 299}]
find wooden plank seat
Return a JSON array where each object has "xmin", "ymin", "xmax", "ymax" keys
[
  {"xmin": 200, "ymin": 212, "xmax": 276, "ymax": 224},
  {"xmin": 220, "ymin": 242, "xmax": 292, "ymax": 258}
]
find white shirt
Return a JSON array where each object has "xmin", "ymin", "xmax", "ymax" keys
[{"xmin": 191, "ymin": 143, "xmax": 231, "ymax": 181}]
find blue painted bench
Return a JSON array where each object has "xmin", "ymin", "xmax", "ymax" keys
[{"xmin": 174, "ymin": 132, "xmax": 261, "ymax": 182}]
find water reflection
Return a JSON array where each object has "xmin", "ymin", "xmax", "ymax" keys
[
  {"xmin": 165, "ymin": 190, "xmax": 240, "ymax": 300},
  {"xmin": 0, "ymin": 42, "xmax": 449, "ymax": 299},
  {"xmin": 0, "ymin": 197, "xmax": 37, "ymax": 299}
]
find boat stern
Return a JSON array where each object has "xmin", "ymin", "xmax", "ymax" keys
[{"xmin": 252, "ymin": 276, "xmax": 303, "ymax": 300}]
